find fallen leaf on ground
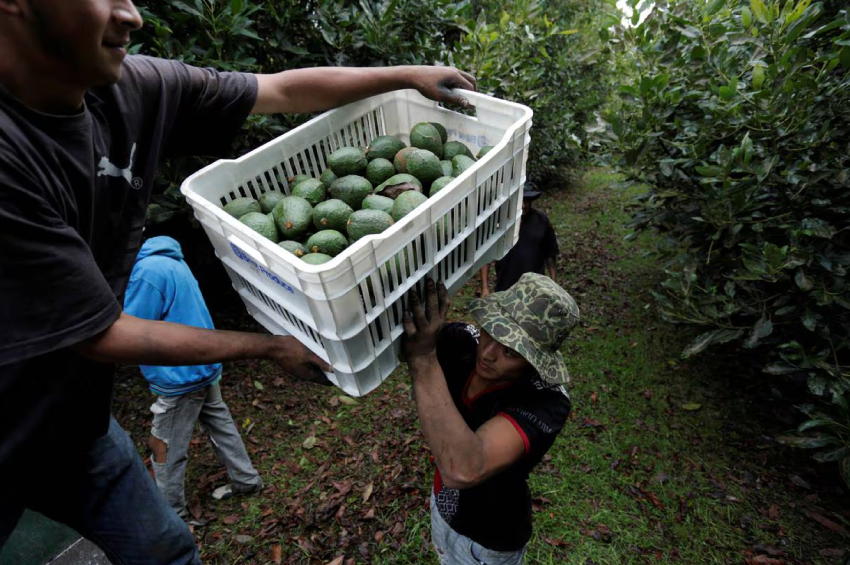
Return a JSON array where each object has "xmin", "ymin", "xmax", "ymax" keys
[
  {"xmin": 271, "ymin": 544, "xmax": 282, "ymax": 565},
  {"xmin": 543, "ymin": 536, "xmax": 571, "ymax": 547},
  {"xmin": 222, "ymin": 515, "xmax": 239, "ymax": 525},
  {"xmin": 338, "ymin": 395, "xmax": 358, "ymax": 405},
  {"xmin": 806, "ymin": 510, "xmax": 849, "ymax": 535},
  {"xmin": 363, "ymin": 482, "xmax": 374, "ymax": 503},
  {"xmin": 768, "ymin": 504, "xmax": 781, "ymax": 520},
  {"xmin": 681, "ymin": 403, "xmax": 701, "ymax": 411},
  {"xmin": 325, "ymin": 557, "xmax": 344, "ymax": 565},
  {"xmin": 303, "ymin": 436, "xmax": 317, "ymax": 449}
]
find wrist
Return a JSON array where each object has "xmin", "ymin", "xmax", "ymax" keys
[{"xmin": 408, "ymin": 351, "xmax": 439, "ymax": 373}]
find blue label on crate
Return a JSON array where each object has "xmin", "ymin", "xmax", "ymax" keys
[
  {"xmin": 446, "ymin": 128, "xmax": 489, "ymax": 148},
  {"xmin": 230, "ymin": 242, "xmax": 295, "ymax": 294}
]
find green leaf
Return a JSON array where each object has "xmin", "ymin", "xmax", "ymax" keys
[
  {"xmin": 801, "ymin": 310, "xmax": 818, "ymax": 331},
  {"xmin": 559, "ymin": 29, "xmax": 579, "ymax": 35},
  {"xmin": 302, "ymin": 436, "xmax": 317, "ymax": 449},
  {"xmin": 253, "ymin": 380, "xmax": 264, "ymax": 391},
  {"xmin": 338, "ymin": 395, "xmax": 358, "ymax": 405},
  {"xmin": 840, "ymin": 456, "xmax": 850, "ymax": 489},
  {"xmin": 171, "ymin": 0, "xmax": 203, "ymax": 17},
  {"xmin": 795, "ymin": 270, "xmax": 814, "ymax": 291},
  {"xmin": 776, "ymin": 435, "xmax": 837, "ymax": 449},
  {"xmin": 705, "ymin": 0, "xmax": 726, "ymax": 16},
  {"xmin": 681, "ymin": 403, "xmax": 702, "ymax": 411},
  {"xmin": 841, "ymin": 47, "xmax": 850, "ymax": 70},
  {"xmin": 695, "ymin": 165, "xmax": 725, "ymax": 177},
  {"xmin": 764, "ymin": 362, "xmax": 799, "ymax": 375},
  {"xmin": 797, "ymin": 419, "xmax": 836, "ymax": 433},
  {"xmin": 802, "ymin": 218, "xmax": 837, "ymax": 239},
  {"xmin": 750, "ymin": 0, "xmax": 770, "ymax": 24},
  {"xmin": 745, "ymin": 316, "xmax": 773, "ymax": 348},
  {"xmin": 742, "ymin": 6, "xmax": 753, "ymax": 28},
  {"xmin": 813, "ymin": 446, "xmax": 849, "ymax": 463},
  {"xmin": 682, "ymin": 329, "xmax": 743, "ymax": 358},
  {"xmin": 718, "ymin": 86, "xmax": 735, "ymax": 100},
  {"xmin": 740, "ymin": 132, "xmax": 753, "ymax": 163}
]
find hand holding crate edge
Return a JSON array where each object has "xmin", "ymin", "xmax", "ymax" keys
[{"xmin": 181, "ymin": 88, "xmax": 533, "ymax": 396}]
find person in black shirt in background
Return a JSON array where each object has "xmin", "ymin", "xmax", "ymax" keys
[
  {"xmin": 480, "ymin": 183, "xmax": 559, "ymax": 296},
  {"xmin": 0, "ymin": 0, "xmax": 476, "ymax": 563},
  {"xmin": 403, "ymin": 274, "xmax": 580, "ymax": 564}
]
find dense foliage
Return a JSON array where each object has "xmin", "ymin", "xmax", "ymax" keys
[
  {"xmin": 131, "ymin": 0, "xmax": 613, "ymax": 225},
  {"xmin": 607, "ymin": 0, "xmax": 850, "ymax": 484}
]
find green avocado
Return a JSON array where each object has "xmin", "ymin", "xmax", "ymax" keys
[
  {"xmin": 451, "ymin": 154, "xmax": 476, "ymax": 177},
  {"xmin": 366, "ymin": 135, "xmax": 406, "ymax": 161},
  {"xmin": 443, "ymin": 141, "xmax": 474, "ymax": 160},
  {"xmin": 239, "ymin": 212, "xmax": 279, "ymax": 243},
  {"xmin": 328, "ymin": 147, "xmax": 368, "ymax": 177},
  {"xmin": 406, "ymin": 149, "xmax": 443, "ymax": 187},
  {"xmin": 302, "ymin": 253, "xmax": 333, "ymax": 265},
  {"xmin": 346, "ymin": 209, "xmax": 395, "ymax": 241},
  {"xmin": 278, "ymin": 240, "xmax": 308, "ymax": 258},
  {"xmin": 305, "ymin": 230, "xmax": 348, "ymax": 257},
  {"xmin": 224, "ymin": 197, "xmax": 260, "ymax": 218},
  {"xmin": 292, "ymin": 178, "xmax": 326, "ymax": 206},
  {"xmin": 391, "ymin": 190, "xmax": 428, "ymax": 222},
  {"xmin": 259, "ymin": 191, "xmax": 285, "ymax": 214},
  {"xmin": 365, "ymin": 158, "xmax": 396, "ymax": 187},
  {"xmin": 429, "ymin": 176, "xmax": 455, "ymax": 197},
  {"xmin": 409, "ymin": 122, "xmax": 443, "ymax": 158},
  {"xmin": 361, "ymin": 194, "xmax": 395, "ymax": 215},
  {"xmin": 272, "ymin": 196, "xmax": 313, "ymax": 239},
  {"xmin": 329, "ymin": 175, "xmax": 373, "ymax": 209},
  {"xmin": 313, "ymin": 199, "xmax": 354, "ymax": 232}
]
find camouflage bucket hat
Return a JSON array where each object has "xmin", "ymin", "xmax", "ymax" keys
[{"xmin": 468, "ymin": 273, "xmax": 580, "ymax": 384}]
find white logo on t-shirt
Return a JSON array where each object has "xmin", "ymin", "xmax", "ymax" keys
[{"xmin": 97, "ymin": 143, "xmax": 143, "ymax": 189}]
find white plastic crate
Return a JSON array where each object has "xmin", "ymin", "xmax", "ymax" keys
[{"xmin": 181, "ymin": 88, "xmax": 532, "ymax": 396}]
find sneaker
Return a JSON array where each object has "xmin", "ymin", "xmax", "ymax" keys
[{"xmin": 212, "ymin": 480, "xmax": 264, "ymax": 501}]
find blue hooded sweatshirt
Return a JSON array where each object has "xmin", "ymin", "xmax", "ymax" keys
[{"xmin": 123, "ymin": 236, "xmax": 222, "ymax": 396}]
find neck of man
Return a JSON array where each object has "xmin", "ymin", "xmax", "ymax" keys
[{"xmin": 0, "ymin": 37, "xmax": 87, "ymax": 115}]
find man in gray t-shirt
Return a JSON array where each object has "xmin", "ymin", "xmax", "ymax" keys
[{"xmin": 0, "ymin": 1, "xmax": 476, "ymax": 563}]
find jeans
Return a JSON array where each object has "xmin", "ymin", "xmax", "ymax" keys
[
  {"xmin": 0, "ymin": 416, "xmax": 199, "ymax": 565},
  {"xmin": 150, "ymin": 382, "xmax": 261, "ymax": 517},
  {"xmin": 430, "ymin": 494, "xmax": 526, "ymax": 565}
]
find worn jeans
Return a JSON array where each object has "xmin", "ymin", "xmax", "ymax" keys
[
  {"xmin": 0, "ymin": 416, "xmax": 199, "ymax": 565},
  {"xmin": 150, "ymin": 382, "xmax": 261, "ymax": 517},
  {"xmin": 430, "ymin": 494, "xmax": 526, "ymax": 565}
]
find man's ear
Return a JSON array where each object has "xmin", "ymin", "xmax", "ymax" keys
[{"xmin": 0, "ymin": 0, "xmax": 25, "ymax": 17}]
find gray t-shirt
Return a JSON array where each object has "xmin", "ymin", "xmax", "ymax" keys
[{"xmin": 0, "ymin": 56, "xmax": 257, "ymax": 481}]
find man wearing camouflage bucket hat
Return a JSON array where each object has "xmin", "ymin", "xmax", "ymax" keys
[{"xmin": 403, "ymin": 273, "xmax": 579, "ymax": 564}]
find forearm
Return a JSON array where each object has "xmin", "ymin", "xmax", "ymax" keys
[
  {"xmin": 253, "ymin": 66, "xmax": 415, "ymax": 114},
  {"xmin": 75, "ymin": 312, "xmax": 275, "ymax": 366},
  {"xmin": 410, "ymin": 354, "xmax": 486, "ymax": 488},
  {"xmin": 546, "ymin": 257, "xmax": 557, "ymax": 280},
  {"xmin": 479, "ymin": 264, "xmax": 490, "ymax": 291}
]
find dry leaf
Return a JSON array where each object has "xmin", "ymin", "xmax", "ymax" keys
[
  {"xmin": 363, "ymin": 482, "xmax": 374, "ymax": 503},
  {"xmin": 222, "ymin": 515, "xmax": 239, "ymax": 525},
  {"xmin": 806, "ymin": 510, "xmax": 849, "ymax": 535},
  {"xmin": 271, "ymin": 544, "xmax": 282, "ymax": 565},
  {"xmin": 325, "ymin": 556, "xmax": 344, "ymax": 565},
  {"xmin": 303, "ymin": 436, "xmax": 317, "ymax": 450},
  {"xmin": 338, "ymin": 395, "xmax": 358, "ymax": 405}
]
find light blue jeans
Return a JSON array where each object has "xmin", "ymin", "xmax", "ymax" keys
[
  {"xmin": 430, "ymin": 494, "xmax": 526, "ymax": 565},
  {"xmin": 150, "ymin": 382, "xmax": 261, "ymax": 517}
]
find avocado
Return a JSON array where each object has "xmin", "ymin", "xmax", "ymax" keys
[
  {"xmin": 361, "ymin": 194, "xmax": 395, "ymax": 215},
  {"xmin": 429, "ymin": 176, "xmax": 455, "ymax": 197},
  {"xmin": 239, "ymin": 211, "xmax": 280, "ymax": 243},
  {"xmin": 365, "ymin": 158, "xmax": 396, "ymax": 187},
  {"xmin": 477, "ymin": 145, "xmax": 494, "ymax": 159},
  {"xmin": 393, "ymin": 146, "xmax": 419, "ymax": 174},
  {"xmin": 366, "ymin": 135, "xmax": 406, "ymax": 161},
  {"xmin": 443, "ymin": 141, "xmax": 474, "ymax": 160},
  {"xmin": 224, "ymin": 197, "xmax": 261, "ymax": 218},
  {"xmin": 259, "ymin": 191, "xmax": 285, "ymax": 214},
  {"xmin": 302, "ymin": 253, "xmax": 333, "ymax": 265},
  {"xmin": 319, "ymin": 168, "xmax": 338, "ymax": 186},
  {"xmin": 279, "ymin": 240, "xmax": 308, "ymax": 258},
  {"xmin": 292, "ymin": 178, "xmax": 326, "ymax": 206},
  {"xmin": 305, "ymin": 230, "xmax": 348, "ymax": 257},
  {"xmin": 391, "ymin": 190, "xmax": 428, "ymax": 221},
  {"xmin": 313, "ymin": 199, "xmax": 354, "ymax": 232},
  {"xmin": 288, "ymin": 174, "xmax": 312, "ymax": 187},
  {"xmin": 346, "ymin": 209, "xmax": 394, "ymax": 241},
  {"xmin": 409, "ymin": 122, "xmax": 443, "ymax": 158},
  {"xmin": 272, "ymin": 196, "xmax": 313, "ymax": 239},
  {"xmin": 328, "ymin": 147, "xmax": 368, "ymax": 177},
  {"xmin": 374, "ymin": 173, "xmax": 423, "ymax": 199},
  {"xmin": 439, "ymin": 160, "xmax": 453, "ymax": 177},
  {"xmin": 452, "ymin": 154, "xmax": 476, "ymax": 177},
  {"xmin": 329, "ymin": 175, "xmax": 373, "ymax": 210},
  {"xmin": 429, "ymin": 122, "xmax": 448, "ymax": 144},
  {"xmin": 406, "ymin": 149, "xmax": 443, "ymax": 187}
]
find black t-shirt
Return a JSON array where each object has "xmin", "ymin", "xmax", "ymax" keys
[
  {"xmin": 0, "ymin": 56, "xmax": 257, "ymax": 482},
  {"xmin": 495, "ymin": 207, "xmax": 559, "ymax": 291},
  {"xmin": 432, "ymin": 323, "xmax": 571, "ymax": 551}
]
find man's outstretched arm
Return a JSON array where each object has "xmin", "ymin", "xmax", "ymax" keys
[
  {"xmin": 74, "ymin": 312, "xmax": 332, "ymax": 384},
  {"xmin": 252, "ymin": 66, "xmax": 476, "ymax": 115}
]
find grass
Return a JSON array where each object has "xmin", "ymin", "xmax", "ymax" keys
[{"xmin": 113, "ymin": 169, "xmax": 850, "ymax": 564}]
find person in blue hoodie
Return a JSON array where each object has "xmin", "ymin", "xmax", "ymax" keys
[{"xmin": 124, "ymin": 236, "xmax": 263, "ymax": 521}]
